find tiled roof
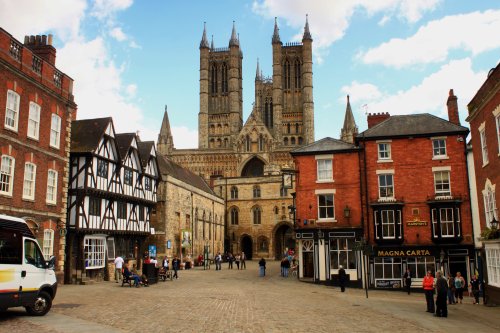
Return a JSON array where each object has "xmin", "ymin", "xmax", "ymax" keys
[
  {"xmin": 137, "ymin": 141, "xmax": 155, "ymax": 167},
  {"xmin": 291, "ymin": 137, "xmax": 357, "ymax": 155},
  {"xmin": 358, "ymin": 113, "xmax": 469, "ymax": 139},
  {"xmin": 71, "ymin": 117, "xmax": 112, "ymax": 153},
  {"xmin": 157, "ymin": 155, "xmax": 215, "ymax": 195},
  {"xmin": 115, "ymin": 133, "xmax": 135, "ymax": 161}
]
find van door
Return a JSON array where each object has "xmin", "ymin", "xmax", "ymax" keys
[
  {"xmin": 0, "ymin": 229, "xmax": 23, "ymax": 308},
  {"xmin": 20, "ymin": 238, "xmax": 46, "ymax": 306}
]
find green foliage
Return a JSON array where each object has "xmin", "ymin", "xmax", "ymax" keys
[{"xmin": 481, "ymin": 227, "xmax": 500, "ymax": 240}]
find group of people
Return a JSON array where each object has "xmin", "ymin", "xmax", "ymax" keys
[
  {"xmin": 212, "ymin": 251, "xmax": 247, "ymax": 270},
  {"xmin": 422, "ymin": 269, "xmax": 482, "ymax": 318},
  {"xmin": 114, "ymin": 254, "xmax": 182, "ymax": 287}
]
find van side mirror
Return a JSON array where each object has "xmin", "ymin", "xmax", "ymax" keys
[{"xmin": 46, "ymin": 256, "xmax": 56, "ymax": 270}]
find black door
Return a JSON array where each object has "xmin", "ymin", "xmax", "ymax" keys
[
  {"xmin": 302, "ymin": 252, "xmax": 314, "ymax": 278},
  {"xmin": 241, "ymin": 236, "xmax": 253, "ymax": 260},
  {"xmin": 449, "ymin": 256, "xmax": 468, "ymax": 284},
  {"xmin": 275, "ymin": 225, "xmax": 295, "ymax": 259}
]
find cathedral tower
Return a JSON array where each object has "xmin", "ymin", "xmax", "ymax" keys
[
  {"xmin": 198, "ymin": 22, "xmax": 243, "ymax": 149},
  {"xmin": 340, "ymin": 95, "xmax": 358, "ymax": 144},
  {"xmin": 272, "ymin": 16, "xmax": 314, "ymax": 147},
  {"xmin": 157, "ymin": 106, "xmax": 174, "ymax": 155}
]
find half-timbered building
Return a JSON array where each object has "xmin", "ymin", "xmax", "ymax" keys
[{"xmin": 66, "ymin": 118, "xmax": 159, "ymax": 284}]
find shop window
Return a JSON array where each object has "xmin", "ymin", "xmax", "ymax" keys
[
  {"xmin": 406, "ymin": 257, "xmax": 435, "ymax": 279},
  {"xmin": 374, "ymin": 257, "xmax": 402, "ymax": 279},
  {"xmin": 330, "ymin": 238, "xmax": 355, "ymax": 269},
  {"xmin": 84, "ymin": 236, "xmax": 106, "ymax": 269}
]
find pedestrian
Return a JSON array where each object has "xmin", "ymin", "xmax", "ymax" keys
[
  {"xmin": 470, "ymin": 274, "xmax": 480, "ymax": 304},
  {"xmin": 235, "ymin": 254, "xmax": 241, "ymax": 270},
  {"xmin": 435, "ymin": 271, "xmax": 448, "ymax": 317},
  {"xmin": 403, "ymin": 268, "xmax": 412, "ymax": 295},
  {"xmin": 259, "ymin": 257, "xmax": 266, "ymax": 277},
  {"xmin": 423, "ymin": 271, "xmax": 435, "ymax": 313},
  {"xmin": 454, "ymin": 271, "xmax": 466, "ymax": 304},
  {"xmin": 215, "ymin": 252, "xmax": 222, "ymax": 270},
  {"xmin": 114, "ymin": 255, "xmax": 124, "ymax": 283},
  {"xmin": 447, "ymin": 273, "xmax": 456, "ymax": 304},
  {"xmin": 280, "ymin": 257, "xmax": 285, "ymax": 277},
  {"xmin": 241, "ymin": 251, "xmax": 246, "ymax": 269},
  {"xmin": 283, "ymin": 257, "xmax": 290, "ymax": 277},
  {"xmin": 338, "ymin": 265, "xmax": 347, "ymax": 292},
  {"xmin": 172, "ymin": 255, "xmax": 180, "ymax": 279},
  {"xmin": 228, "ymin": 253, "xmax": 234, "ymax": 269},
  {"xmin": 162, "ymin": 256, "xmax": 169, "ymax": 271}
]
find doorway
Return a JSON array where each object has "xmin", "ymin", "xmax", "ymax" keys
[
  {"xmin": 274, "ymin": 224, "xmax": 295, "ymax": 259},
  {"xmin": 241, "ymin": 235, "xmax": 253, "ymax": 260},
  {"xmin": 302, "ymin": 252, "xmax": 314, "ymax": 278},
  {"xmin": 449, "ymin": 256, "xmax": 468, "ymax": 284}
]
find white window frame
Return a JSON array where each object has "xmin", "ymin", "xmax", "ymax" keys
[
  {"xmin": 316, "ymin": 190, "xmax": 335, "ymax": 222},
  {"xmin": 377, "ymin": 171, "xmax": 395, "ymax": 201},
  {"xmin": 485, "ymin": 244, "xmax": 500, "ymax": 288},
  {"xmin": 46, "ymin": 169, "xmax": 58, "ymax": 205},
  {"xmin": 316, "ymin": 155, "xmax": 333, "ymax": 182},
  {"xmin": 27, "ymin": 102, "xmax": 41, "ymax": 140},
  {"xmin": 5, "ymin": 90, "xmax": 20, "ymax": 131},
  {"xmin": 377, "ymin": 141, "xmax": 392, "ymax": 162},
  {"xmin": 479, "ymin": 123, "xmax": 488, "ymax": 166},
  {"xmin": 42, "ymin": 229, "xmax": 54, "ymax": 260},
  {"xmin": 434, "ymin": 170, "xmax": 451, "ymax": 197},
  {"xmin": 83, "ymin": 236, "xmax": 106, "ymax": 269},
  {"xmin": 22, "ymin": 162, "xmax": 36, "ymax": 200},
  {"xmin": 329, "ymin": 238, "xmax": 355, "ymax": 270},
  {"xmin": 50, "ymin": 114, "xmax": 61, "ymax": 149},
  {"xmin": 432, "ymin": 207, "xmax": 460, "ymax": 238},
  {"xmin": 406, "ymin": 257, "xmax": 436, "ymax": 279},
  {"xmin": 374, "ymin": 257, "xmax": 402, "ymax": 280},
  {"xmin": 432, "ymin": 137, "xmax": 448, "ymax": 159},
  {"xmin": 482, "ymin": 180, "xmax": 498, "ymax": 226},
  {"xmin": 0, "ymin": 155, "xmax": 15, "ymax": 196}
]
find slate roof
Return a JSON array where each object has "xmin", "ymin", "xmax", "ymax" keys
[
  {"xmin": 115, "ymin": 133, "xmax": 135, "ymax": 161},
  {"xmin": 71, "ymin": 117, "xmax": 112, "ymax": 153},
  {"xmin": 137, "ymin": 141, "xmax": 155, "ymax": 167},
  {"xmin": 358, "ymin": 113, "xmax": 469, "ymax": 140},
  {"xmin": 157, "ymin": 155, "xmax": 215, "ymax": 196},
  {"xmin": 291, "ymin": 137, "xmax": 357, "ymax": 155}
]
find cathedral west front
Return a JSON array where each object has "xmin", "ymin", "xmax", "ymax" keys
[{"xmin": 157, "ymin": 17, "xmax": 315, "ymax": 259}]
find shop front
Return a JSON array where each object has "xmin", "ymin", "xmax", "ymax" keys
[{"xmin": 369, "ymin": 245, "xmax": 475, "ymax": 290}]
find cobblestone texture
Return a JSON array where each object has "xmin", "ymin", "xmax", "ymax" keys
[{"xmin": 1, "ymin": 261, "xmax": 499, "ymax": 333}]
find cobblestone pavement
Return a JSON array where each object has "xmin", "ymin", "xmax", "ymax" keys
[{"xmin": 1, "ymin": 260, "xmax": 499, "ymax": 333}]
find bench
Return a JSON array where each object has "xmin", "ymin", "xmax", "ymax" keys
[
  {"xmin": 121, "ymin": 274, "xmax": 132, "ymax": 287},
  {"xmin": 159, "ymin": 268, "xmax": 173, "ymax": 281}
]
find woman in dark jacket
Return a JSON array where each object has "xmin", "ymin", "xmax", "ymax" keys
[{"xmin": 259, "ymin": 258, "xmax": 266, "ymax": 277}]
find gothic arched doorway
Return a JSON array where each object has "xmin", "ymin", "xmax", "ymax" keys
[
  {"xmin": 241, "ymin": 235, "xmax": 253, "ymax": 260},
  {"xmin": 241, "ymin": 157, "xmax": 265, "ymax": 177},
  {"xmin": 274, "ymin": 224, "xmax": 295, "ymax": 259}
]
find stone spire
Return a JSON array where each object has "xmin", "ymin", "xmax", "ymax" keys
[
  {"xmin": 200, "ymin": 22, "xmax": 209, "ymax": 49},
  {"xmin": 272, "ymin": 17, "xmax": 281, "ymax": 44},
  {"xmin": 229, "ymin": 21, "xmax": 239, "ymax": 47},
  {"xmin": 340, "ymin": 95, "xmax": 358, "ymax": 144},
  {"xmin": 157, "ymin": 105, "xmax": 174, "ymax": 155},
  {"xmin": 210, "ymin": 35, "xmax": 214, "ymax": 50},
  {"xmin": 256, "ymin": 58, "xmax": 261, "ymax": 80},
  {"xmin": 302, "ymin": 14, "xmax": 312, "ymax": 41}
]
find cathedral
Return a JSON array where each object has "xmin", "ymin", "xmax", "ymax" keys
[{"xmin": 157, "ymin": 17, "xmax": 319, "ymax": 259}]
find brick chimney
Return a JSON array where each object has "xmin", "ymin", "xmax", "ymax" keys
[
  {"xmin": 23, "ymin": 34, "xmax": 56, "ymax": 66},
  {"xmin": 446, "ymin": 89, "xmax": 460, "ymax": 125},
  {"xmin": 367, "ymin": 112, "xmax": 390, "ymax": 128}
]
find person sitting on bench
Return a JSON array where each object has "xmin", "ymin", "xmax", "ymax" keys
[{"xmin": 124, "ymin": 263, "xmax": 141, "ymax": 287}]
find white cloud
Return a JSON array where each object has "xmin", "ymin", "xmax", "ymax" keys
[
  {"xmin": 343, "ymin": 58, "xmax": 487, "ymax": 124},
  {"xmin": 0, "ymin": 0, "xmax": 87, "ymax": 41},
  {"xmin": 110, "ymin": 27, "xmax": 127, "ymax": 41},
  {"xmin": 91, "ymin": 0, "xmax": 133, "ymax": 20},
  {"xmin": 360, "ymin": 9, "xmax": 500, "ymax": 68},
  {"xmin": 171, "ymin": 126, "xmax": 199, "ymax": 149},
  {"xmin": 340, "ymin": 81, "xmax": 382, "ymax": 104},
  {"xmin": 252, "ymin": 0, "xmax": 440, "ymax": 63}
]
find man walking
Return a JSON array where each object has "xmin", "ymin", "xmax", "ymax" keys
[
  {"xmin": 338, "ymin": 265, "xmax": 347, "ymax": 292},
  {"xmin": 240, "ymin": 251, "xmax": 246, "ymax": 269},
  {"xmin": 403, "ymin": 268, "xmax": 412, "ymax": 295},
  {"xmin": 435, "ymin": 271, "xmax": 448, "ymax": 317},
  {"xmin": 172, "ymin": 256, "xmax": 180, "ymax": 279},
  {"xmin": 114, "ymin": 255, "xmax": 124, "ymax": 283},
  {"xmin": 423, "ymin": 271, "xmax": 435, "ymax": 313},
  {"xmin": 215, "ymin": 252, "xmax": 222, "ymax": 270}
]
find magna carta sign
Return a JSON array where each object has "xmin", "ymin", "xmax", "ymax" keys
[{"xmin": 377, "ymin": 249, "xmax": 432, "ymax": 257}]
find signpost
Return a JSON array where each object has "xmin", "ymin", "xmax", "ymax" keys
[{"xmin": 354, "ymin": 239, "xmax": 373, "ymax": 298}]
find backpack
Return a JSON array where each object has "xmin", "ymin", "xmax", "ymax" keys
[{"xmin": 454, "ymin": 278, "xmax": 462, "ymax": 289}]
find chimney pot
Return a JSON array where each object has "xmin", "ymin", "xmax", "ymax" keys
[
  {"xmin": 48, "ymin": 34, "xmax": 53, "ymax": 45},
  {"xmin": 24, "ymin": 36, "xmax": 29, "ymax": 44},
  {"xmin": 41, "ymin": 35, "xmax": 47, "ymax": 45},
  {"xmin": 35, "ymin": 35, "xmax": 41, "ymax": 45},
  {"xmin": 30, "ymin": 35, "xmax": 35, "ymax": 44}
]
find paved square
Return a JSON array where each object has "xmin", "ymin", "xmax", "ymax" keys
[{"xmin": 1, "ymin": 261, "xmax": 499, "ymax": 332}]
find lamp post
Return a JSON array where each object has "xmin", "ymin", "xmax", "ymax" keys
[
  {"xmin": 490, "ymin": 217, "xmax": 499, "ymax": 230},
  {"xmin": 343, "ymin": 205, "xmax": 351, "ymax": 225}
]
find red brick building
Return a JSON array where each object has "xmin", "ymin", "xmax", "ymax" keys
[
  {"xmin": 292, "ymin": 91, "xmax": 474, "ymax": 290},
  {"xmin": 466, "ymin": 63, "xmax": 500, "ymax": 304},
  {"xmin": 0, "ymin": 28, "xmax": 77, "ymax": 282}
]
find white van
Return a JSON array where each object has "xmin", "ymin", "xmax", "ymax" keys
[{"xmin": 0, "ymin": 214, "xmax": 57, "ymax": 316}]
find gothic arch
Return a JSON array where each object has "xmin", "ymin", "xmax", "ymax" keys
[{"xmin": 239, "ymin": 155, "xmax": 267, "ymax": 177}]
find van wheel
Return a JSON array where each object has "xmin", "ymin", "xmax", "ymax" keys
[{"xmin": 25, "ymin": 291, "xmax": 52, "ymax": 316}]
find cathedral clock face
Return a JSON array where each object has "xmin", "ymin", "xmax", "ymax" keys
[{"xmin": 283, "ymin": 174, "xmax": 292, "ymax": 189}]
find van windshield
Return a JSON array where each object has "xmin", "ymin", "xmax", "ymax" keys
[
  {"xmin": 0, "ymin": 229, "xmax": 22, "ymax": 264},
  {"xmin": 24, "ymin": 240, "xmax": 45, "ymax": 268}
]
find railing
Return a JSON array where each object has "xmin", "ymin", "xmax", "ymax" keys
[
  {"xmin": 32, "ymin": 55, "xmax": 42, "ymax": 74},
  {"xmin": 9, "ymin": 39, "xmax": 22, "ymax": 61},
  {"xmin": 53, "ymin": 70, "xmax": 62, "ymax": 88}
]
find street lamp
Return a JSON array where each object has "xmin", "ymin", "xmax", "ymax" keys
[{"xmin": 490, "ymin": 217, "xmax": 499, "ymax": 230}]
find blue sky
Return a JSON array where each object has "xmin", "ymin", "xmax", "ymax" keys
[{"xmin": 1, "ymin": 0, "xmax": 499, "ymax": 148}]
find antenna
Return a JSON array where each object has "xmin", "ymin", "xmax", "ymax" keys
[{"xmin": 361, "ymin": 104, "xmax": 368, "ymax": 115}]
